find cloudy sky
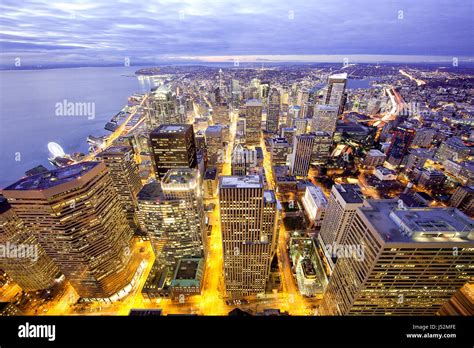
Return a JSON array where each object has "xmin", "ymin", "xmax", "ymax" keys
[{"xmin": 0, "ymin": 0, "xmax": 473, "ymax": 67}]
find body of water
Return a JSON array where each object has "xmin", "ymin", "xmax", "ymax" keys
[{"xmin": 0, "ymin": 66, "xmax": 152, "ymax": 188}]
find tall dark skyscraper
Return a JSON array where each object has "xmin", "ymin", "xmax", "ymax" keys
[
  {"xmin": 149, "ymin": 124, "xmax": 197, "ymax": 178},
  {"xmin": 386, "ymin": 125, "xmax": 416, "ymax": 167}
]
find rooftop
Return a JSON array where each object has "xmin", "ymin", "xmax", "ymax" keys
[
  {"xmin": 360, "ymin": 199, "xmax": 474, "ymax": 244},
  {"xmin": 334, "ymin": 184, "xmax": 364, "ymax": 204},
  {"xmin": 150, "ymin": 124, "xmax": 191, "ymax": 135},
  {"xmin": 220, "ymin": 175, "xmax": 262, "ymax": 189},
  {"xmin": 3, "ymin": 162, "xmax": 99, "ymax": 191},
  {"xmin": 306, "ymin": 185, "xmax": 328, "ymax": 206},
  {"xmin": 246, "ymin": 99, "xmax": 263, "ymax": 107},
  {"xmin": 162, "ymin": 168, "xmax": 198, "ymax": 186},
  {"xmin": 204, "ymin": 167, "xmax": 217, "ymax": 180},
  {"xmin": 137, "ymin": 182, "xmax": 164, "ymax": 201},
  {"xmin": 96, "ymin": 145, "xmax": 132, "ymax": 157},
  {"xmin": 329, "ymin": 72, "xmax": 348, "ymax": 80}
]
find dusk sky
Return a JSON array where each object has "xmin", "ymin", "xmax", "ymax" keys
[{"xmin": 0, "ymin": 0, "xmax": 473, "ymax": 67}]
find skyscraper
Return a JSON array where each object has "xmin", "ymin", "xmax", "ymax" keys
[
  {"xmin": 311, "ymin": 104, "xmax": 339, "ymax": 135},
  {"xmin": 319, "ymin": 184, "xmax": 364, "ymax": 246},
  {"xmin": 145, "ymin": 85, "xmax": 182, "ymax": 129},
  {"xmin": 231, "ymin": 144, "xmax": 257, "ymax": 176},
  {"xmin": 149, "ymin": 124, "xmax": 197, "ymax": 177},
  {"xmin": 311, "ymin": 131, "xmax": 332, "ymax": 165},
  {"xmin": 212, "ymin": 103, "xmax": 230, "ymax": 125},
  {"xmin": 270, "ymin": 137, "xmax": 290, "ymax": 166},
  {"xmin": 0, "ymin": 198, "xmax": 59, "ymax": 291},
  {"xmin": 320, "ymin": 200, "xmax": 474, "ymax": 315},
  {"xmin": 96, "ymin": 145, "xmax": 142, "ymax": 230},
  {"xmin": 245, "ymin": 99, "xmax": 263, "ymax": 146},
  {"xmin": 219, "ymin": 175, "xmax": 279, "ymax": 298},
  {"xmin": 2, "ymin": 162, "xmax": 136, "ymax": 298},
  {"xmin": 290, "ymin": 134, "xmax": 314, "ymax": 177},
  {"xmin": 205, "ymin": 125, "xmax": 223, "ymax": 167},
  {"xmin": 385, "ymin": 125, "xmax": 416, "ymax": 167},
  {"xmin": 137, "ymin": 168, "xmax": 205, "ymax": 265},
  {"xmin": 323, "ymin": 72, "xmax": 347, "ymax": 114},
  {"xmin": 266, "ymin": 88, "xmax": 280, "ymax": 133}
]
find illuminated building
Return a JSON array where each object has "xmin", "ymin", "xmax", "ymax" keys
[
  {"xmin": 96, "ymin": 146, "xmax": 142, "ymax": 230},
  {"xmin": 0, "ymin": 198, "xmax": 59, "ymax": 291},
  {"xmin": 363, "ymin": 149, "xmax": 386, "ymax": 168},
  {"xmin": 266, "ymin": 88, "xmax": 280, "ymax": 133},
  {"xmin": 311, "ymin": 131, "xmax": 332, "ymax": 165},
  {"xmin": 203, "ymin": 167, "xmax": 218, "ymax": 199},
  {"xmin": 374, "ymin": 166, "xmax": 397, "ymax": 181},
  {"xmin": 320, "ymin": 200, "xmax": 474, "ymax": 315},
  {"xmin": 212, "ymin": 103, "xmax": 230, "ymax": 125},
  {"xmin": 405, "ymin": 148, "xmax": 432, "ymax": 172},
  {"xmin": 412, "ymin": 128, "xmax": 436, "ymax": 148},
  {"xmin": 301, "ymin": 185, "xmax": 328, "ymax": 227},
  {"xmin": 417, "ymin": 169, "xmax": 446, "ymax": 189},
  {"xmin": 270, "ymin": 137, "xmax": 290, "ymax": 166},
  {"xmin": 435, "ymin": 137, "xmax": 470, "ymax": 163},
  {"xmin": 231, "ymin": 144, "xmax": 257, "ymax": 176},
  {"xmin": 245, "ymin": 99, "xmax": 263, "ymax": 145},
  {"xmin": 2, "ymin": 162, "xmax": 136, "ymax": 299},
  {"xmin": 319, "ymin": 184, "xmax": 364, "ymax": 246},
  {"xmin": 219, "ymin": 175, "xmax": 279, "ymax": 298},
  {"xmin": 137, "ymin": 168, "xmax": 205, "ymax": 266},
  {"xmin": 145, "ymin": 85, "xmax": 182, "ymax": 129},
  {"xmin": 281, "ymin": 127, "xmax": 296, "ymax": 147},
  {"xmin": 449, "ymin": 186, "xmax": 474, "ymax": 217},
  {"xmin": 149, "ymin": 124, "xmax": 197, "ymax": 178},
  {"xmin": 322, "ymin": 73, "xmax": 347, "ymax": 114},
  {"xmin": 294, "ymin": 118, "xmax": 308, "ymax": 136},
  {"xmin": 385, "ymin": 126, "xmax": 416, "ymax": 167},
  {"xmin": 169, "ymin": 258, "xmax": 204, "ymax": 300},
  {"xmin": 311, "ymin": 104, "xmax": 339, "ymax": 135},
  {"xmin": 290, "ymin": 134, "xmax": 314, "ymax": 177}
]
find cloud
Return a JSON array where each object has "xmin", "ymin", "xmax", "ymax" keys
[{"xmin": 0, "ymin": 0, "xmax": 472, "ymax": 67}]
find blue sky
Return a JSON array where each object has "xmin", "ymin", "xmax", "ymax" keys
[{"xmin": 0, "ymin": 0, "xmax": 473, "ymax": 66}]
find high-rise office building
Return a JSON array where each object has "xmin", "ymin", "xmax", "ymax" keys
[
  {"xmin": 290, "ymin": 134, "xmax": 314, "ymax": 177},
  {"xmin": 319, "ymin": 184, "xmax": 364, "ymax": 246},
  {"xmin": 231, "ymin": 144, "xmax": 257, "ymax": 176},
  {"xmin": 2, "ymin": 162, "xmax": 136, "ymax": 298},
  {"xmin": 323, "ymin": 73, "xmax": 347, "ymax": 114},
  {"xmin": 149, "ymin": 124, "xmax": 197, "ymax": 177},
  {"xmin": 270, "ymin": 137, "xmax": 290, "ymax": 166},
  {"xmin": 449, "ymin": 186, "xmax": 474, "ymax": 217},
  {"xmin": 320, "ymin": 200, "xmax": 474, "ymax": 315},
  {"xmin": 266, "ymin": 88, "xmax": 280, "ymax": 133},
  {"xmin": 145, "ymin": 86, "xmax": 182, "ymax": 129},
  {"xmin": 219, "ymin": 175, "xmax": 279, "ymax": 298},
  {"xmin": 137, "ymin": 168, "xmax": 205, "ymax": 265},
  {"xmin": 294, "ymin": 118, "xmax": 308, "ymax": 136},
  {"xmin": 0, "ymin": 198, "xmax": 59, "ymax": 291},
  {"xmin": 311, "ymin": 131, "xmax": 332, "ymax": 165},
  {"xmin": 385, "ymin": 125, "xmax": 416, "ymax": 167},
  {"xmin": 212, "ymin": 103, "xmax": 230, "ymax": 125},
  {"xmin": 311, "ymin": 104, "xmax": 339, "ymax": 135},
  {"xmin": 205, "ymin": 125, "xmax": 223, "ymax": 167},
  {"xmin": 96, "ymin": 146, "xmax": 142, "ymax": 229},
  {"xmin": 245, "ymin": 99, "xmax": 263, "ymax": 146}
]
